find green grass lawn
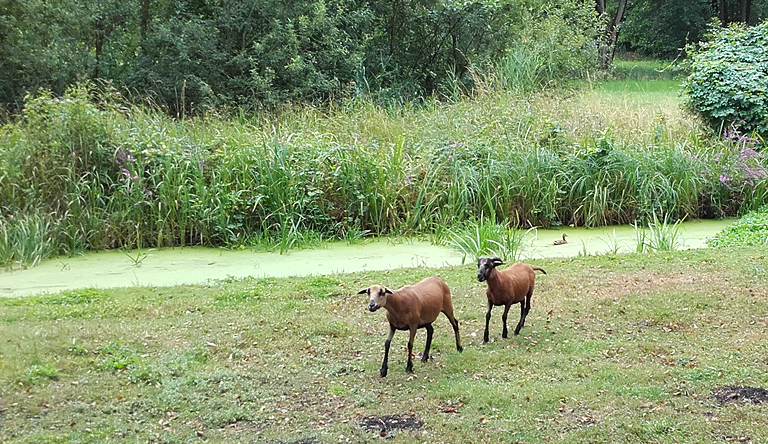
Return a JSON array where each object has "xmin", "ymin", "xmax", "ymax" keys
[{"xmin": 1, "ymin": 247, "xmax": 767, "ymax": 443}]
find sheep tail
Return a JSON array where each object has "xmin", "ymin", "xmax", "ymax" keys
[{"xmin": 532, "ymin": 266, "xmax": 547, "ymax": 275}]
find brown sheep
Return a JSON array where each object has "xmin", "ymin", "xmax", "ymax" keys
[
  {"xmin": 358, "ymin": 276, "xmax": 463, "ymax": 377},
  {"xmin": 476, "ymin": 257, "xmax": 547, "ymax": 343}
]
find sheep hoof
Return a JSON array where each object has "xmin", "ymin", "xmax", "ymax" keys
[
  {"xmin": 457, "ymin": 346, "xmax": 464, "ymax": 353},
  {"xmin": 380, "ymin": 369, "xmax": 388, "ymax": 377},
  {"xmin": 421, "ymin": 355, "xmax": 429, "ymax": 363}
]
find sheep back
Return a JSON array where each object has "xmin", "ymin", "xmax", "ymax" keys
[
  {"xmin": 387, "ymin": 276, "xmax": 451, "ymax": 329},
  {"xmin": 487, "ymin": 263, "xmax": 537, "ymax": 306}
]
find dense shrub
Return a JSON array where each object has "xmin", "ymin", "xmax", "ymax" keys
[
  {"xmin": 682, "ymin": 21, "xmax": 768, "ymax": 137},
  {"xmin": 496, "ymin": 0, "xmax": 599, "ymax": 93}
]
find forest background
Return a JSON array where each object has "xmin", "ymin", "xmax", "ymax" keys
[{"xmin": 1, "ymin": 0, "xmax": 766, "ymax": 116}]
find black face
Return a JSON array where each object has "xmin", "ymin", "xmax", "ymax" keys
[{"xmin": 477, "ymin": 257, "xmax": 503, "ymax": 282}]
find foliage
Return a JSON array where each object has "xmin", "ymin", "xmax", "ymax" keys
[
  {"xmin": 495, "ymin": 0, "xmax": 599, "ymax": 93},
  {"xmin": 1, "ymin": 82, "xmax": 767, "ymax": 267},
  {"xmin": 619, "ymin": 0, "xmax": 714, "ymax": 58},
  {"xmin": 682, "ymin": 21, "xmax": 768, "ymax": 137},
  {"xmin": 708, "ymin": 205, "xmax": 768, "ymax": 246},
  {"xmin": 0, "ymin": 0, "xmax": 601, "ymax": 115}
]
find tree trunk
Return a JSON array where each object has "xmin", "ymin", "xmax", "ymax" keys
[
  {"xmin": 719, "ymin": 0, "xmax": 728, "ymax": 26},
  {"xmin": 741, "ymin": 0, "xmax": 752, "ymax": 23},
  {"xmin": 94, "ymin": 20, "xmax": 104, "ymax": 79},
  {"xmin": 140, "ymin": 0, "xmax": 150, "ymax": 42},
  {"xmin": 596, "ymin": 0, "xmax": 628, "ymax": 70}
]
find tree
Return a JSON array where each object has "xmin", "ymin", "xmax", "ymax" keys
[
  {"xmin": 595, "ymin": 0, "xmax": 629, "ymax": 69},
  {"xmin": 715, "ymin": 0, "xmax": 754, "ymax": 25},
  {"xmin": 620, "ymin": 0, "xmax": 713, "ymax": 58}
]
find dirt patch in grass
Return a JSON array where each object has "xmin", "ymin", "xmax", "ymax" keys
[
  {"xmin": 278, "ymin": 440, "xmax": 323, "ymax": 444},
  {"xmin": 714, "ymin": 386, "xmax": 768, "ymax": 405},
  {"xmin": 359, "ymin": 413, "xmax": 423, "ymax": 436}
]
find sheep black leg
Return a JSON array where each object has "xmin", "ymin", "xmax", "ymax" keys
[
  {"xmin": 514, "ymin": 303, "xmax": 525, "ymax": 335},
  {"xmin": 515, "ymin": 294, "xmax": 532, "ymax": 335},
  {"xmin": 405, "ymin": 327, "xmax": 417, "ymax": 373},
  {"xmin": 449, "ymin": 316, "xmax": 463, "ymax": 352},
  {"xmin": 484, "ymin": 303, "xmax": 493, "ymax": 343},
  {"xmin": 422, "ymin": 324, "xmax": 433, "ymax": 363},
  {"xmin": 380, "ymin": 325, "xmax": 396, "ymax": 377},
  {"xmin": 501, "ymin": 304, "xmax": 512, "ymax": 338}
]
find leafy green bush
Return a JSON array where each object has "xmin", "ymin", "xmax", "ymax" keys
[
  {"xmin": 496, "ymin": 0, "xmax": 598, "ymax": 93},
  {"xmin": 682, "ymin": 21, "xmax": 768, "ymax": 137},
  {"xmin": 708, "ymin": 205, "xmax": 768, "ymax": 247}
]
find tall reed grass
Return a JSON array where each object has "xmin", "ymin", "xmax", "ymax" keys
[
  {"xmin": 1, "ymin": 82, "xmax": 766, "ymax": 268},
  {"xmin": 446, "ymin": 218, "xmax": 528, "ymax": 263}
]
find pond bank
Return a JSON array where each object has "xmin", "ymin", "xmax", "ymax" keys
[{"xmin": 0, "ymin": 219, "xmax": 733, "ymax": 298}]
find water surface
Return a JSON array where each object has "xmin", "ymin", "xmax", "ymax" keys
[{"xmin": 1, "ymin": 219, "xmax": 733, "ymax": 298}]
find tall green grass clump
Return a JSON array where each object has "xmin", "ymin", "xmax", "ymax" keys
[
  {"xmin": 633, "ymin": 213, "xmax": 684, "ymax": 253},
  {"xmin": 446, "ymin": 218, "xmax": 528, "ymax": 263},
  {"xmin": 0, "ymin": 214, "xmax": 54, "ymax": 269},
  {"xmin": 1, "ymin": 81, "xmax": 767, "ymax": 268}
]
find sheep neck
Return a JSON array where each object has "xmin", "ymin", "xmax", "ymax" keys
[
  {"xmin": 382, "ymin": 291, "xmax": 413, "ymax": 328},
  {"xmin": 487, "ymin": 268, "xmax": 505, "ymax": 286},
  {"xmin": 383, "ymin": 290, "xmax": 408, "ymax": 313}
]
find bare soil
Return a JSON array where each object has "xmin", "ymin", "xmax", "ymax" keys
[
  {"xmin": 713, "ymin": 386, "xmax": 768, "ymax": 405},
  {"xmin": 358, "ymin": 413, "xmax": 423, "ymax": 436}
]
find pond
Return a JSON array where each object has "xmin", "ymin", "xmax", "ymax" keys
[{"xmin": 0, "ymin": 219, "xmax": 733, "ymax": 298}]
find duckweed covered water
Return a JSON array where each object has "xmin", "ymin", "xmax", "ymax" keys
[{"xmin": 1, "ymin": 219, "xmax": 733, "ymax": 297}]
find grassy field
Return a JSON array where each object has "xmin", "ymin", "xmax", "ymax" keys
[{"xmin": 1, "ymin": 246, "xmax": 767, "ymax": 443}]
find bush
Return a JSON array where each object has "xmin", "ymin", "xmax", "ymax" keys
[
  {"xmin": 496, "ymin": 0, "xmax": 598, "ymax": 93},
  {"xmin": 708, "ymin": 205, "xmax": 768, "ymax": 247},
  {"xmin": 682, "ymin": 21, "xmax": 768, "ymax": 137}
]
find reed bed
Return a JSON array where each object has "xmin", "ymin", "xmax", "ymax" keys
[{"xmin": 1, "ymin": 83, "xmax": 766, "ymax": 269}]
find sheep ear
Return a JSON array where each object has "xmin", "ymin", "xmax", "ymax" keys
[
  {"xmin": 385, "ymin": 288, "xmax": 394, "ymax": 295},
  {"xmin": 357, "ymin": 288, "xmax": 369, "ymax": 295},
  {"xmin": 492, "ymin": 257, "xmax": 504, "ymax": 266}
]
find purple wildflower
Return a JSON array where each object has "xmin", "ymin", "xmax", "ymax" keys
[{"xmin": 740, "ymin": 147, "xmax": 761, "ymax": 160}]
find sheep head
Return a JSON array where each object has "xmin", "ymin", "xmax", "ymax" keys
[
  {"xmin": 358, "ymin": 285, "xmax": 394, "ymax": 312},
  {"xmin": 477, "ymin": 256, "xmax": 504, "ymax": 282}
]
